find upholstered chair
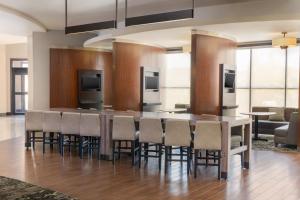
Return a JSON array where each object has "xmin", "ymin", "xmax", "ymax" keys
[
  {"xmin": 79, "ymin": 113, "xmax": 101, "ymax": 159},
  {"xmin": 201, "ymin": 114, "xmax": 244, "ymax": 167},
  {"xmin": 42, "ymin": 111, "xmax": 61, "ymax": 154},
  {"xmin": 164, "ymin": 119, "xmax": 192, "ymax": 174},
  {"xmin": 25, "ymin": 110, "xmax": 44, "ymax": 150},
  {"xmin": 193, "ymin": 121, "xmax": 222, "ymax": 179},
  {"xmin": 112, "ymin": 116, "xmax": 139, "ymax": 166},
  {"xmin": 60, "ymin": 112, "xmax": 80, "ymax": 156},
  {"xmin": 138, "ymin": 118, "xmax": 164, "ymax": 170},
  {"xmin": 275, "ymin": 112, "xmax": 299, "ymax": 146}
]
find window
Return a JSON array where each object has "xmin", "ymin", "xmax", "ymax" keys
[
  {"xmin": 287, "ymin": 47, "xmax": 300, "ymax": 107},
  {"xmin": 236, "ymin": 46, "xmax": 299, "ymax": 114},
  {"xmin": 161, "ymin": 53, "xmax": 191, "ymax": 109},
  {"xmin": 251, "ymin": 48, "xmax": 285, "ymax": 107},
  {"xmin": 236, "ymin": 49, "xmax": 251, "ymax": 113}
]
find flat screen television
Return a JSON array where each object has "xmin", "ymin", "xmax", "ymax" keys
[
  {"xmin": 145, "ymin": 76, "xmax": 159, "ymax": 90},
  {"xmin": 224, "ymin": 73, "xmax": 235, "ymax": 89},
  {"xmin": 81, "ymin": 76, "xmax": 101, "ymax": 91}
]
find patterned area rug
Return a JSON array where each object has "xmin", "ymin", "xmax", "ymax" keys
[
  {"xmin": 252, "ymin": 135, "xmax": 299, "ymax": 153},
  {"xmin": 0, "ymin": 176, "xmax": 77, "ymax": 200}
]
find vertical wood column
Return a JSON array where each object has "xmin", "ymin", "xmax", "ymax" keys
[
  {"xmin": 190, "ymin": 34, "xmax": 236, "ymax": 115},
  {"xmin": 50, "ymin": 49, "xmax": 113, "ymax": 108},
  {"xmin": 112, "ymin": 42, "xmax": 165, "ymax": 111}
]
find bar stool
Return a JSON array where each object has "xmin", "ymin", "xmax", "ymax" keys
[
  {"xmin": 79, "ymin": 113, "xmax": 101, "ymax": 160},
  {"xmin": 42, "ymin": 111, "xmax": 61, "ymax": 154},
  {"xmin": 25, "ymin": 110, "xmax": 43, "ymax": 150},
  {"xmin": 112, "ymin": 116, "xmax": 139, "ymax": 166},
  {"xmin": 138, "ymin": 118, "xmax": 164, "ymax": 170},
  {"xmin": 60, "ymin": 112, "xmax": 80, "ymax": 156},
  {"xmin": 193, "ymin": 121, "xmax": 222, "ymax": 179},
  {"xmin": 164, "ymin": 119, "xmax": 192, "ymax": 174}
]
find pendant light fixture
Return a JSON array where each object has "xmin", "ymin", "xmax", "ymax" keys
[{"xmin": 272, "ymin": 32, "xmax": 297, "ymax": 49}]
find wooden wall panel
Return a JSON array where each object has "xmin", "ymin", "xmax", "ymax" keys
[
  {"xmin": 50, "ymin": 49, "xmax": 113, "ymax": 108},
  {"xmin": 113, "ymin": 42, "xmax": 165, "ymax": 111},
  {"xmin": 191, "ymin": 34, "xmax": 236, "ymax": 115}
]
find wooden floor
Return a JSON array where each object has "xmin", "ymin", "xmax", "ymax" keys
[{"xmin": 0, "ymin": 117, "xmax": 300, "ymax": 200}]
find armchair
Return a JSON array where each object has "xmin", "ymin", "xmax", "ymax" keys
[{"xmin": 274, "ymin": 112, "xmax": 298, "ymax": 146}]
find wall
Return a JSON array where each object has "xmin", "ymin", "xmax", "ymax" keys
[
  {"xmin": 191, "ymin": 34, "xmax": 236, "ymax": 115},
  {"xmin": 5, "ymin": 43, "xmax": 28, "ymax": 113},
  {"xmin": 28, "ymin": 30, "xmax": 95, "ymax": 110},
  {"xmin": 113, "ymin": 42, "xmax": 165, "ymax": 111},
  {"xmin": 50, "ymin": 48, "xmax": 113, "ymax": 108},
  {"xmin": 0, "ymin": 43, "xmax": 28, "ymax": 114},
  {"xmin": 0, "ymin": 45, "xmax": 5, "ymax": 113}
]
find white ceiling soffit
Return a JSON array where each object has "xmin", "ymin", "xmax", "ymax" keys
[
  {"xmin": 0, "ymin": 3, "xmax": 46, "ymax": 37},
  {"xmin": 84, "ymin": 0, "xmax": 300, "ymax": 48},
  {"xmin": 84, "ymin": 20, "xmax": 300, "ymax": 49}
]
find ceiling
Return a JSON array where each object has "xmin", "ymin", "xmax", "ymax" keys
[
  {"xmin": 0, "ymin": 0, "xmax": 299, "ymax": 46},
  {"xmin": 85, "ymin": 20, "xmax": 300, "ymax": 49},
  {"xmin": 0, "ymin": 0, "xmax": 285, "ymax": 30}
]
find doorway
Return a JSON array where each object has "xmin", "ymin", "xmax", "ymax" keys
[{"xmin": 11, "ymin": 59, "xmax": 28, "ymax": 115}]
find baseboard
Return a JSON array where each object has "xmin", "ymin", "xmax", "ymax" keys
[{"xmin": 0, "ymin": 112, "xmax": 12, "ymax": 116}]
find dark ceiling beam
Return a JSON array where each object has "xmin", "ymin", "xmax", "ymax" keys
[
  {"xmin": 65, "ymin": 0, "xmax": 117, "ymax": 34},
  {"xmin": 125, "ymin": 0, "xmax": 195, "ymax": 27}
]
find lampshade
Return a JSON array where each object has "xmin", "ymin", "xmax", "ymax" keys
[{"xmin": 272, "ymin": 32, "xmax": 297, "ymax": 49}]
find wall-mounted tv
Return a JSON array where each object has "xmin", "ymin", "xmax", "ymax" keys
[
  {"xmin": 145, "ymin": 76, "xmax": 159, "ymax": 90},
  {"xmin": 81, "ymin": 76, "xmax": 101, "ymax": 91},
  {"xmin": 224, "ymin": 73, "xmax": 235, "ymax": 89}
]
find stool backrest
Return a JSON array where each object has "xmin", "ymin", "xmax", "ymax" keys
[
  {"xmin": 25, "ymin": 110, "xmax": 43, "ymax": 131},
  {"xmin": 61, "ymin": 112, "xmax": 80, "ymax": 135},
  {"xmin": 112, "ymin": 116, "xmax": 136, "ymax": 140},
  {"xmin": 165, "ymin": 119, "xmax": 191, "ymax": 147},
  {"xmin": 80, "ymin": 113, "xmax": 101, "ymax": 137},
  {"xmin": 194, "ymin": 121, "xmax": 222, "ymax": 150},
  {"xmin": 43, "ymin": 111, "xmax": 61, "ymax": 133},
  {"xmin": 139, "ymin": 118, "xmax": 163, "ymax": 144}
]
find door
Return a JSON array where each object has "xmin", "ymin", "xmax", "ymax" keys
[{"xmin": 11, "ymin": 59, "xmax": 28, "ymax": 115}]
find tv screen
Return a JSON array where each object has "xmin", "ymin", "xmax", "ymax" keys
[
  {"xmin": 145, "ymin": 76, "xmax": 159, "ymax": 90},
  {"xmin": 82, "ymin": 76, "xmax": 101, "ymax": 90},
  {"xmin": 225, "ymin": 73, "xmax": 235, "ymax": 88}
]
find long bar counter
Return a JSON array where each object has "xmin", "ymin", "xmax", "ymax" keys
[{"xmin": 27, "ymin": 108, "xmax": 252, "ymax": 179}]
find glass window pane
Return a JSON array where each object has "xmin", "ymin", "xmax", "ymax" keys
[
  {"xmin": 252, "ymin": 48, "xmax": 285, "ymax": 88},
  {"xmin": 160, "ymin": 88, "xmax": 190, "ymax": 110},
  {"xmin": 12, "ymin": 60, "xmax": 28, "ymax": 68},
  {"xmin": 164, "ymin": 53, "xmax": 190, "ymax": 87},
  {"xmin": 25, "ymin": 94, "xmax": 28, "ymax": 111},
  {"xmin": 236, "ymin": 89, "xmax": 250, "ymax": 113},
  {"xmin": 287, "ymin": 47, "xmax": 299, "ymax": 88},
  {"xmin": 24, "ymin": 75, "xmax": 28, "ymax": 92},
  {"xmin": 236, "ymin": 49, "xmax": 250, "ymax": 88},
  {"xmin": 21, "ymin": 61, "xmax": 28, "ymax": 68},
  {"xmin": 161, "ymin": 53, "xmax": 190, "ymax": 109},
  {"xmin": 252, "ymin": 89, "xmax": 285, "ymax": 107},
  {"xmin": 15, "ymin": 75, "xmax": 22, "ymax": 92},
  {"xmin": 15, "ymin": 95, "xmax": 22, "ymax": 112},
  {"xmin": 286, "ymin": 89, "xmax": 298, "ymax": 108}
]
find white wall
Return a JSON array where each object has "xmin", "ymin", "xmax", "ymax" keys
[
  {"xmin": 0, "ymin": 45, "xmax": 6, "ymax": 113},
  {"xmin": 0, "ymin": 43, "xmax": 27, "ymax": 114},
  {"xmin": 28, "ymin": 30, "xmax": 95, "ymax": 110},
  {"xmin": 5, "ymin": 43, "xmax": 28, "ymax": 113}
]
